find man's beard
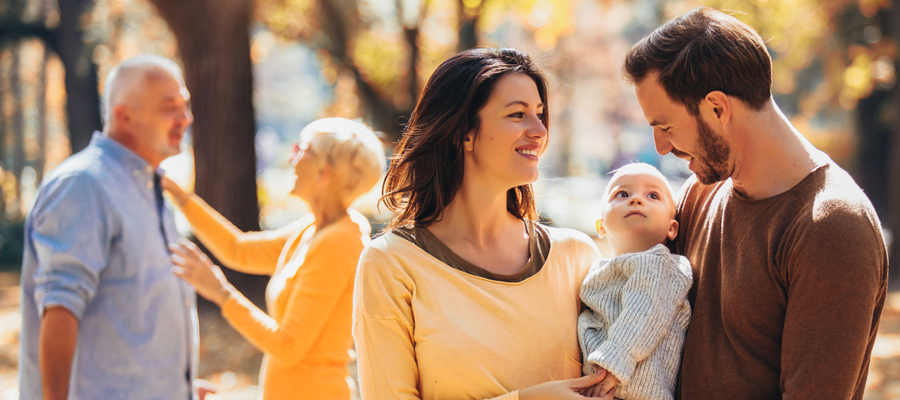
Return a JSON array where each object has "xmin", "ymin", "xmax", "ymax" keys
[{"xmin": 693, "ymin": 116, "xmax": 731, "ymax": 185}]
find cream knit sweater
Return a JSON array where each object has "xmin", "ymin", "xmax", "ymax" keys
[{"xmin": 577, "ymin": 244, "xmax": 692, "ymax": 400}]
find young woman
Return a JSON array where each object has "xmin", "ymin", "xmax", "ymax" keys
[
  {"xmin": 353, "ymin": 48, "xmax": 606, "ymax": 399},
  {"xmin": 165, "ymin": 118, "xmax": 384, "ymax": 399}
]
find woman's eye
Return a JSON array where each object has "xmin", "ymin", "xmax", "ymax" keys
[
  {"xmin": 537, "ymin": 112, "xmax": 545, "ymax": 119},
  {"xmin": 509, "ymin": 112, "xmax": 524, "ymax": 118}
]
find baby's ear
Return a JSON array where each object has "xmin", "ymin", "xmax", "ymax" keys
[
  {"xmin": 667, "ymin": 219, "xmax": 679, "ymax": 241},
  {"xmin": 595, "ymin": 219, "xmax": 606, "ymax": 238}
]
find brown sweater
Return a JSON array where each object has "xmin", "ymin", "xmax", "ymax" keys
[{"xmin": 674, "ymin": 158, "xmax": 888, "ymax": 400}]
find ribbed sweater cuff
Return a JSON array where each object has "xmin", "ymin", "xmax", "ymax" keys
[{"xmin": 587, "ymin": 340, "xmax": 636, "ymax": 385}]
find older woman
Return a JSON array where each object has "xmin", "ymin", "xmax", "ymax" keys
[
  {"xmin": 353, "ymin": 48, "xmax": 607, "ymax": 400},
  {"xmin": 166, "ymin": 118, "xmax": 384, "ymax": 400}
]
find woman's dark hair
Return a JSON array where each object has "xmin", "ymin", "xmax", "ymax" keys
[
  {"xmin": 381, "ymin": 47, "xmax": 549, "ymax": 230},
  {"xmin": 623, "ymin": 6, "xmax": 772, "ymax": 115}
]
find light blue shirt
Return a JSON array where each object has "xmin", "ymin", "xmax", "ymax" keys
[{"xmin": 19, "ymin": 132, "xmax": 198, "ymax": 400}]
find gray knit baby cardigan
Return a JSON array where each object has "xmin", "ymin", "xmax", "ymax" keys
[{"xmin": 578, "ymin": 244, "xmax": 692, "ymax": 400}]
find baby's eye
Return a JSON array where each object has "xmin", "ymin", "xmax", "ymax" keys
[
  {"xmin": 648, "ymin": 192, "xmax": 660, "ymax": 200},
  {"xmin": 614, "ymin": 191, "xmax": 629, "ymax": 199}
]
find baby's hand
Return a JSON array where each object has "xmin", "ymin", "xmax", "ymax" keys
[{"xmin": 581, "ymin": 371, "xmax": 618, "ymax": 399}]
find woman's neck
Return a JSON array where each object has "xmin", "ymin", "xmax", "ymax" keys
[
  {"xmin": 310, "ymin": 196, "xmax": 349, "ymax": 231},
  {"xmin": 428, "ymin": 181, "xmax": 521, "ymax": 249}
]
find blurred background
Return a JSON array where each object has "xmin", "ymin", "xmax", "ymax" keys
[{"xmin": 0, "ymin": 0, "xmax": 898, "ymax": 398}]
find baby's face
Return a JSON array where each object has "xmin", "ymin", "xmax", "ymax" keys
[{"xmin": 600, "ymin": 172, "xmax": 677, "ymax": 255}]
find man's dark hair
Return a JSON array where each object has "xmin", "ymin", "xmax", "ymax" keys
[{"xmin": 623, "ymin": 6, "xmax": 772, "ymax": 115}]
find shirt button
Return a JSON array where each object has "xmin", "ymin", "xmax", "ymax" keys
[
  {"xmin": 146, "ymin": 181, "xmax": 153, "ymax": 189},
  {"xmin": 145, "ymin": 165, "xmax": 153, "ymax": 173},
  {"xmin": 184, "ymin": 298, "xmax": 190, "ymax": 307},
  {"xmin": 133, "ymin": 170, "xmax": 140, "ymax": 177}
]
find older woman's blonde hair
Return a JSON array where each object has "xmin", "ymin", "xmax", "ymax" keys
[{"xmin": 299, "ymin": 118, "xmax": 386, "ymax": 203}]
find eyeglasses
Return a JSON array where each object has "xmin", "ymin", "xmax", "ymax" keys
[{"xmin": 290, "ymin": 142, "xmax": 311, "ymax": 162}]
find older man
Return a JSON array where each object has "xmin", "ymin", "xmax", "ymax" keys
[
  {"xmin": 19, "ymin": 55, "xmax": 198, "ymax": 399},
  {"xmin": 623, "ymin": 7, "xmax": 888, "ymax": 400}
]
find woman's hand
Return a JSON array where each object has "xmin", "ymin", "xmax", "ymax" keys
[
  {"xmin": 170, "ymin": 239, "xmax": 235, "ymax": 306},
  {"xmin": 519, "ymin": 370, "xmax": 610, "ymax": 400},
  {"xmin": 580, "ymin": 372, "xmax": 617, "ymax": 399},
  {"xmin": 160, "ymin": 175, "xmax": 190, "ymax": 207}
]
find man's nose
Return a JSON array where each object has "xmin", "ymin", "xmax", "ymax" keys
[
  {"xmin": 183, "ymin": 108, "xmax": 194, "ymax": 126},
  {"xmin": 653, "ymin": 129, "xmax": 673, "ymax": 155}
]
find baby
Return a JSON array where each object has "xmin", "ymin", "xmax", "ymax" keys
[{"xmin": 578, "ymin": 163, "xmax": 693, "ymax": 400}]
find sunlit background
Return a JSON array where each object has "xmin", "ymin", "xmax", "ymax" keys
[{"xmin": 0, "ymin": 0, "xmax": 898, "ymax": 398}]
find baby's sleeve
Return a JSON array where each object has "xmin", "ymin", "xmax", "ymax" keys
[{"xmin": 581, "ymin": 250, "xmax": 691, "ymax": 384}]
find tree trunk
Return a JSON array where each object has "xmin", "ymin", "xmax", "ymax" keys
[
  {"xmin": 11, "ymin": 42, "xmax": 24, "ymax": 203},
  {"xmin": 56, "ymin": 0, "xmax": 102, "ymax": 153},
  {"xmin": 889, "ymin": 0, "xmax": 900, "ymax": 288},
  {"xmin": 150, "ymin": 0, "xmax": 265, "ymax": 297},
  {"xmin": 37, "ymin": 44, "xmax": 49, "ymax": 183},
  {"xmin": 456, "ymin": 0, "xmax": 480, "ymax": 51},
  {"xmin": 0, "ymin": 42, "xmax": 6, "ymax": 224}
]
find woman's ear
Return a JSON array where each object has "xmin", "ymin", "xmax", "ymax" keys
[
  {"xmin": 464, "ymin": 131, "xmax": 475, "ymax": 152},
  {"xmin": 317, "ymin": 163, "xmax": 331, "ymax": 183}
]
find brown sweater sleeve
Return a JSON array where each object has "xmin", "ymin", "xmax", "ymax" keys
[{"xmin": 778, "ymin": 198, "xmax": 888, "ymax": 398}]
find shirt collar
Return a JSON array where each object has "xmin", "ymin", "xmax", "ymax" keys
[{"xmin": 90, "ymin": 131, "xmax": 160, "ymax": 178}]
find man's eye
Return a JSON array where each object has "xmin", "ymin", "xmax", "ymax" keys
[{"xmin": 661, "ymin": 126, "xmax": 672, "ymax": 132}]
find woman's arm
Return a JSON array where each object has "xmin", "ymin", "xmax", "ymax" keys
[
  {"xmin": 218, "ymin": 226, "xmax": 361, "ymax": 364},
  {"xmin": 163, "ymin": 176, "xmax": 299, "ymax": 274}
]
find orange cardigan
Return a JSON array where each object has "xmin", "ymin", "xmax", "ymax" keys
[{"xmin": 180, "ymin": 195, "xmax": 370, "ymax": 399}]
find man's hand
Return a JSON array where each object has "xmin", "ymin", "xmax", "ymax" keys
[
  {"xmin": 519, "ymin": 370, "xmax": 609, "ymax": 400},
  {"xmin": 581, "ymin": 370, "xmax": 618, "ymax": 399},
  {"xmin": 40, "ymin": 306, "xmax": 78, "ymax": 400}
]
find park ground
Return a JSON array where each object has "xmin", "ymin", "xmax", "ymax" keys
[{"xmin": 0, "ymin": 270, "xmax": 898, "ymax": 399}]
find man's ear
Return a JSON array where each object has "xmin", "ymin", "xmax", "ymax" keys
[
  {"xmin": 666, "ymin": 219, "xmax": 679, "ymax": 241},
  {"xmin": 595, "ymin": 219, "xmax": 606, "ymax": 238},
  {"xmin": 114, "ymin": 104, "xmax": 131, "ymax": 127},
  {"xmin": 704, "ymin": 91, "xmax": 731, "ymax": 127}
]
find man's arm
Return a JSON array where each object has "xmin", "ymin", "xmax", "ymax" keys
[
  {"xmin": 39, "ymin": 306, "xmax": 78, "ymax": 400},
  {"xmin": 29, "ymin": 175, "xmax": 113, "ymax": 399},
  {"xmin": 780, "ymin": 201, "xmax": 888, "ymax": 397}
]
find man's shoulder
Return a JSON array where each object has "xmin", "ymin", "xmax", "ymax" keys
[
  {"xmin": 794, "ymin": 162, "xmax": 882, "ymax": 233},
  {"xmin": 32, "ymin": 149, "xmax": 114, "ymax": 213}
]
